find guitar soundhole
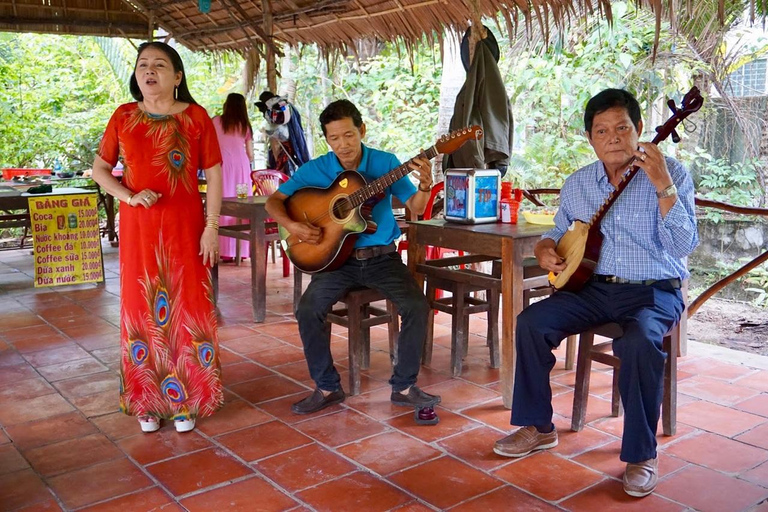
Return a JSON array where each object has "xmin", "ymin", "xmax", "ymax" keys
[{"xmin": 331, "ymin": 197, "xmax": 352, "ymax": 220}]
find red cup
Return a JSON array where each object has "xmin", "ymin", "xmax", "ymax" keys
[{"xmin": 501, "ymin": 182, "xmax": 513, "ymax": 199}]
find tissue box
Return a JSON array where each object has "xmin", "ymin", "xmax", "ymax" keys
[{"xmin": 444, "ymin": 168, "xmax": 500, "ymax": 224}]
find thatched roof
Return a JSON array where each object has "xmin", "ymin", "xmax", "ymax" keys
[{"xmin": 0, "ymin": 0, "xmax": 752, "ymax": 53}]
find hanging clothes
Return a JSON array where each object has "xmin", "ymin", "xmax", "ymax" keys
[{"xmin": 444, "ymin": 36, "xmax": 513, "ymax": 177}]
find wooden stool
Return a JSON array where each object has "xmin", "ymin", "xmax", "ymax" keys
[
  {"xmin": 417, "ymin": 254, "xmax": 502, "ymax": 377},
  {"xmin": 571, "ymin": 322, "xmax": 679, "ymax": 435},
  {"xmin": 326, "ymin": 287, "xmax": 399, "ymax": 396}
]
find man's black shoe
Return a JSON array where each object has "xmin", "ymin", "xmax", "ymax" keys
[
  {"xmin": 291, "ymin": 388, "xmax": 345, "ymax": 415},
  {"xmin": 391, "ymin": 385, "xmax": 441, "ymax": 408}
]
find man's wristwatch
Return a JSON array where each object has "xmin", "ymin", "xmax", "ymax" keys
[
  {"xmin": 656, "ymin": 184, "xmax": 677, "ymax": 199},
  {"xmin": 419, "ymin": 183, "xmax": 433, "ymax": 193}
]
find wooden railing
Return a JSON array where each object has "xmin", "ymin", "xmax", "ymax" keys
[{"xmin": 525, "ymin": 188, "xmax": 768, "ymax": 317}]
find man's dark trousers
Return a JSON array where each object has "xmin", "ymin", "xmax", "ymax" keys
[
  {"xmin": 295, "ymin": 252, "xmax": 430, "ymax": 393},
  {"xmin": 511, "ymin": 280, "xmax": 684, "ymax": 463}
]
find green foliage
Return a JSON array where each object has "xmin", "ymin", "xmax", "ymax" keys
[
  {"xmin": 679, "ymin": 147, "xmax": 765, "ymax": 221},
  {"xmin": 288, "ymin": 43, "xmax": 441, "ymax": 163},
  {"xmin": 497, "ymin": 1, "xmax": 702, "ymax": 188},
  {"xmin": 0, "ymin": 34, "xmax": 245, "ymax": 172}
]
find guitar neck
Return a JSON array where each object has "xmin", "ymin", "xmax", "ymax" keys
[{"xmin": 348, "ymin": 145, "xmax": 439, "ymax": 207}]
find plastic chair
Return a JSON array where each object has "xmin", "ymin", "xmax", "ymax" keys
[
  {"xmin": 397, "ymin": 182, "xmax": 462, "ymax": 260},
  {"xmin": 250, "ymin": 169, "xmax": 291, "ymax": 277}
]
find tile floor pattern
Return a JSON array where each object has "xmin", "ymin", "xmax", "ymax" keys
[{"xmin": 1, "ymin": 245, "xmax": 768, "ymax": 511}]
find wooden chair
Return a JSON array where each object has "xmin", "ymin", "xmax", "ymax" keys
[
  {"xmin": 397, "ymin": 182, "xmax": 464, "ymax": 261},
  {"xmin": 326, "ymin": 287, "xmax": 399, "ymax": 396},
  {"xmin": 417, "ymin": 254, "xmax": 501, "ymax": 377},
  {"xmin": 418, "ymin": 255, "xmax": 577, "ymax": 377},
  {"xmin": 571, "ymin": 320, "xmax": 681, "ymax": 436},
  {"xmin": 250, "ymin": 169, "xmax": 290, "ymax": 277}
]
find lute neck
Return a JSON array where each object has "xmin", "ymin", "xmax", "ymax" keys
[{"xmin": 349, "ymin": 145, "xmax": 439, "ymax": 206}]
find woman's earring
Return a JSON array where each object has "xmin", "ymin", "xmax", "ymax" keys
[{"xmin": 174, "ymin": 86, "xmax": 178, "ymax": 100}]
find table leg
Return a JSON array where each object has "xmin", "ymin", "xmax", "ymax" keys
[
  {"xmin": 407, "ymin": 225, "xmax": 426, "ymax": 284},
  {"xmin": 501, "ymin": 238, "xmax": 524, "ymax": 409},
  {"xmin": 251, "ymin": 215, "xmax": 267, "ymax": 322}
]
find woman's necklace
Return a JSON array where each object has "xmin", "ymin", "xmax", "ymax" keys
[{"xmin": 144, "ymin": 100, "xmax": 176, "ymax": 119}]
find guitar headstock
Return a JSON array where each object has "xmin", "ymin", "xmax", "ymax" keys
[{"xmin": 435, "ymin": 126, "xmax": 483, "ymax": 154}]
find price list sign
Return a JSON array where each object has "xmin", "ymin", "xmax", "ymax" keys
[{"xmin": 28, "ymin": 193, "xmax": 104, "ymax": 287}]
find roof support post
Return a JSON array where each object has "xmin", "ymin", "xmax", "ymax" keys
[{"xmin": 264, "ymin": 0, "xmax": 277, "ymax": 92}]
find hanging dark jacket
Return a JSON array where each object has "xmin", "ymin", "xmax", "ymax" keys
[{"xmin": 444, "ymin": 40, "xmax": 513, "ymax": 176}]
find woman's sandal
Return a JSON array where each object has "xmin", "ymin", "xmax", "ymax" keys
[
  {"xmin": 174, "ymin": 419, "xmax": 196, "ymax": 433},
  {"xmin": 138, "ymin": 416, "xmax": 160, "ymax": 433}
]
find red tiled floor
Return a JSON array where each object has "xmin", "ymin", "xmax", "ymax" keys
[
  {"xmin": 438, "ymin": 426, "xmax": 517, "ymax": 471},
  {"xmin": 255, "ymin": 443, "xmax": 357, "ymax": 492},
  {"xmin": 551, "ymin": 425, "xmax": 617, "ymax": 457},
  {"xmin": 562, "ymin": 479, "xmax": 685, "ymax": 512},
  {"xmin": 0, "ymin": 376, "xmax": 55, "ymax": 404},
  {"xmin": 145, "ymin": 448, "xmax": 253, "ymax": 496},
  {"xmin": 390, "ymin": 456, "xmax": 503, "ymax": 509},
  {"xmin": 194, "ymin": 399, "xmax": 273, "ymax": 436},
  {"xmin": 294, "ymin": 409, "xmax": 388, "ymax": 446},
  {"xmin": 117, "ymin": 429, "xmax": 213, "ymax": 465},
  {"xmin": 664, "ymin": 431, "xmax": 768, "ymax": 473},
  {"xmin": 741, "ymin": 459, "xmax": 768, "ymax": 488},
  {"xmin": 0, "ymin": 444, "xmax": 30, "ymax": 475},
  {"xmin": 0, "ymin": 393, "xmax": 74, "ymax": 426},
  {"xmin": 678, "ymin": 400, "xmax": 767, "ymax": 437},
  {"xmin": 217, "ymin": 420, "xmax": 312, "ymax": 461},
  {"xmin": 420, "ymin": 378, "xmax": 500, "ymax": 411},
  {"xmin": 47, "ymin": 458, "xmax": 152, "ymax": 509},
  {"xmin": 0, "ymin": 468, "xmax": 52, "ymax": 510},
  {"xmin": 90, "ymin": 411, "xmax": 140, "ymax": 440},
  {"xmin": 656, "ymin": 464, "xmax": 768, "ymax": 512},
  {"xmin": 678, "ymin": 375, "xmax": 761, "ymax": 406},
  {"xmin": 735, "ymin": 370, "xmax": 768, "ymax": 392},
  {"xmin": 24, "ymin": 432, "xmax": 123, "ymax": 477},
  {"xmin": 180, "ymin": 476, "xmax": 298, "ymax": 511},
  {"xmin": 256, "ymin": 392, "xmax": 344, "ymax": 424},
  {"xmin": 386, "ymin": 408, "xmax": 481, "ymax": 443},
  {"xmin": 451, "ymin": 484, "xmax": 561, "ymax": 511},
  {"xmin": 78, "ymin": 487, "xmax": 183, "ymax": 512},
  {"xmin": 338, "ymin": 431, "xmax": 441, "ymax": 475},
  {"xmin": 735, "ymin": 393, "xmax": 768, "ymax": 418},
  {"xmin": 298, "ymin": 471, "xmax": 412, "ymax": 511},
  {"xmin": 493, "ymin": 451, "xmax": 604, "ymax": 501},
  {"xmin": 22, "ymin": 344, "xmax": 91, "ymax": 367},
  {"xmin": 228, "ymin": 374, "xmax": 307, "ymax": 403},
  {"xmin": 5, "ymin": 248, "xmax": 768, "ymax": 510},
  {"xmin": 220, "ymin": 360, "xmax": 274, "ymax": 386}
]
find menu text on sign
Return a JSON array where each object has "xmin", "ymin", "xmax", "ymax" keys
[{"xmin": 28, "ymin": 193, "xmax": 105, "ymax": 287}]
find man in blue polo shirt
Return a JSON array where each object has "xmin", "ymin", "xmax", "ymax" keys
[
  {"xmin": 266, "ymin": 99, "xmax": 440, "ymax": 415},
  {"xmin": 493, "ymin": 89, "xmax": 698, "ymax": 498}
]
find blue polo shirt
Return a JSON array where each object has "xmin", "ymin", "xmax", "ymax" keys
[{"xmin": 278, "ymin": 144, "xmax": 417, "ymax": 248}]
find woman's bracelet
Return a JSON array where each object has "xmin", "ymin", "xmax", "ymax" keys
[{"xmin": 125, "ymin": 193, "xmax": 134, "ymax": 206}]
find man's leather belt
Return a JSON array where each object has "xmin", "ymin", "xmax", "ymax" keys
[
  {"xmin": 352, "ymin": 243, "xmax": 397, "ymax": 260},
  {"xmin": 592, "ymin": 274, "xmax": 681, "ymax": 288}
]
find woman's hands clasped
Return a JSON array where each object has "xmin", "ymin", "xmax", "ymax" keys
[{"xmin": 130, "ymin": 189, "xmax": 163, "ymax": 208}]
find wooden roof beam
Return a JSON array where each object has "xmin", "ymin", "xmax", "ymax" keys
[{"xmin": 0, "ymin": 16, "xmax": 148, "ymax": 32}]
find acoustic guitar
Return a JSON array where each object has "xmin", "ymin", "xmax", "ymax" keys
[
  {"xmin": 549, "ymin": 87, "xmax": 704, "ymax": 292},
  {"xmin": 278, "ymin": 126, "xmax": 483, "ymax": 273}
]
